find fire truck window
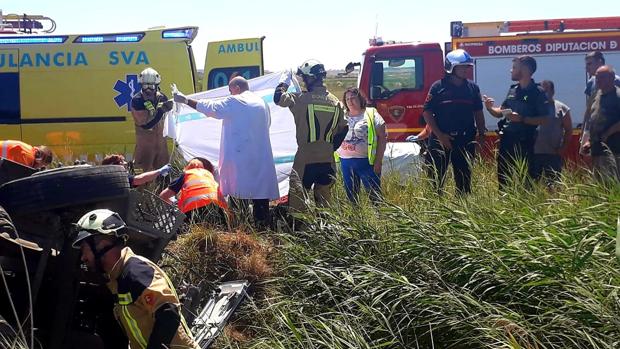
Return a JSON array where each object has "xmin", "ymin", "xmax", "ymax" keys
[{"xmin": 372, "ymin": 57, "xmax": 423, "ymax": 98}]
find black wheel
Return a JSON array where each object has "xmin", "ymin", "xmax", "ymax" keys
[{"xmin": 0, "ymin": 165, "xmax": 130, "ymax": 215}]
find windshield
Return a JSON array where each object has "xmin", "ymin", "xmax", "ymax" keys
[{"xmin": 369, "ymin": 56, "xmax": 423, "ymax": 99}]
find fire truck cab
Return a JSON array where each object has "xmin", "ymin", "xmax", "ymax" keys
[{"xmin": 345, "ymin": 39, "xmax": 444, "ymax": 141}]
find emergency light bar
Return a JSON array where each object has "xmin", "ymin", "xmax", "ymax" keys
[
  {"xmin": 162, "ymin": 28, "xmax": 195, "ymax": 39},
  {"xmin": 0, "ymin": 36, "xmax": 66, "ymax": 44},
  {"xmin": 74, "ymin": 33, "xmax": 144, "ymax": 43}
]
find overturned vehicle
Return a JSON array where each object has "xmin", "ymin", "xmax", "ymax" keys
[{"xmin": 0, "ymin": 159, "xmax": 247, "ymax": 348}]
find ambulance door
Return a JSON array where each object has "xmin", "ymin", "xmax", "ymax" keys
[
  {"xmin": 0, "ymin": 49, "xmax": 22, "ymax": 140},
  {"xmin": 202, "ymin": 37, "xmax": 265, "ymax": 91}
]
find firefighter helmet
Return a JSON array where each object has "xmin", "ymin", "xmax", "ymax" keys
[
  {"xmin": 296, "ymin": 59, "xmax": 327, "ymax": 78},
  {"xmin": 72, "ymin": 209, "xmax": 128, "ymax": 248},
  {"xmin": 138, "ymin": 67, "xmax": 161, "ymax": 85},
  {"xmin": 444, "ymin": 49, "xmax": 474, "ymax": 74}
]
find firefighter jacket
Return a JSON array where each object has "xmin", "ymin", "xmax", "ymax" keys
[
  {"xmin": 177, "ymin": 168, "xmax": 228, "ymax": 214},
  {"xmin": 1, "ymin": 140, "xmax": 36, "ymax": 167},
  {"xmin": 276, "ymin": 86, "xmax": 347, "ymax": 164},
  {"xmin": 106, "ymin": 247, "xmax": 199, "ymax": 349}
]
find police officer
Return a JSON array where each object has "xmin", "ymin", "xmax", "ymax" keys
[
  {"xmin": 484, "ymin": 55, "xmax": 550, "ymax": 190},
  {"xmin": 72, "ymin": 209, "xmax": 199, "ymax": 349},
  {"xmin": 423, "ymin": 49, "xmax": 486, "ymax": 194},
  {"xmin": 273, "ymin": 60, "xmax": 348, "ymax": 215},
  {"xmin": 130, "ymin": 67, "xmax": 173, "ymax": 172}
]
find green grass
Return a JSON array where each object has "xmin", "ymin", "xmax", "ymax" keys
[
  {"xmin": 180, "ymin": 158, "xmax": 620, "ymax": 349},
  {"xmin": 324, "ymin": 76, "xmax": 358, "ymax": 102}
]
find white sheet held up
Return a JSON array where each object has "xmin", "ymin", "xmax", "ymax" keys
[{"xmin": 164, "ymin": 71, "xmax": 300, "ymax": 198}]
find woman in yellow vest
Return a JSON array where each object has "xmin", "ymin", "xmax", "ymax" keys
[
  {"xmin": 336, "ymin": 88, "xmax": 388, "ymax": 203},
  {"xmin": 1, "ymin": 140, "xmax": 53, "ymax": 169},
  {"xmin": 159, "ymin": 158, "xmax": 229, "ymax": 226}
]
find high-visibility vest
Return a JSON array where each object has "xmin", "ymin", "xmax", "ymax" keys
[
  {"xmin": 1, "ymin": 140, "xmax": 36, "ymax": 167},
  {"xmin": 334, "ymin": 108, "xmax": 378, "ymax": 165},
  {"xmin": 177, "ymin": 169, "xmax": 227, "ymax": 213}
]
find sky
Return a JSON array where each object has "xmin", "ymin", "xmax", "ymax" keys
[{"xmin": 2, "ymin": 0, "xmax": 618, "ymax": 71}]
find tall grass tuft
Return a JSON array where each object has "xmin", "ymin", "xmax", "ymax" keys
[{"xmin": 236, "ymin": 159, "xmax": 620, "ymax": 348}]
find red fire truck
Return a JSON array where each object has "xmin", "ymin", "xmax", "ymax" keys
[{"xmin": 348, "ymin": 16, "xmax": 620, "ymax": 160}]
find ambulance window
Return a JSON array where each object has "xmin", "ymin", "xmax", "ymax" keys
[
  {"xmin": 370, "ymin": 57, "xmax": 423, "ymax": 99},
  {"xmin": 207, "ymin": 66, "xmax": 260, "ymax": 90},
  {"xmin": 0, "ymin": 73, "xmax": 20, "ymax": 124}
]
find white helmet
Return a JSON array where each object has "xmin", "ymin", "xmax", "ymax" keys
[
  {"xmin": 72, "ymin": 209, "xmax": 128, "ymax": 248},
  {"xmin": 138, "ymin": 67, "xmax": 161, "ymax": 85},
  {"xmin": 444, "ymin": 49, "xmax": 474, "ymax": 74},
  {"xmin": 297, "ymin": 59, "xmax": 326, "ymax": 78}
]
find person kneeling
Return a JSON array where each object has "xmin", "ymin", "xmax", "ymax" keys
[{"xmin": 159, "ymin": 158, "xmax": 229, "ymax": 228}]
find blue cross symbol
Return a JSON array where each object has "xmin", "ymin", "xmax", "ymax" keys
[{"xmin": 113, "ymin": 74, "xmax": 140, "ymax": 111}]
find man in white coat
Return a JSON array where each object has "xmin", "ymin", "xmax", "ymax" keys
[{"xmin": 172, "ymin": 77, "xmax": 279, "ymax": 227}]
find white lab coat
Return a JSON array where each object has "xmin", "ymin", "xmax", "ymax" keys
[{"xmin": 196, "ymin": 91, "xmax": 279, "ymax": 200}]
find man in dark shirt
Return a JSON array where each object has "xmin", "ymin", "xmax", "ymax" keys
[
  {"xmin": 423, "ymin": 49, "xmax": 486, "ymax": 194},
  {"xmin": 484, "ymin": 55, "xmax": 550, "ymax": 190},
  {"xmin": 130, "ymin": 68, "xmax": 173, "ymax": 172},
  {"xmin": 582, "ymin": 65, "xmax": 620, "ymax": 182}
]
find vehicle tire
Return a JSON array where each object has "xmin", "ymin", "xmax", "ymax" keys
[{"xmin": 0, "ymin": 165, "xmax": 130, "ymax": 215}]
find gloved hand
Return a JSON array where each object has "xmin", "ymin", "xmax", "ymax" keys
[
  {"xmin": 161, "ymin": 100, "xmax": 174, "ymax": 112},
  {"xmin": 405, "ymin": 135, "xmax": 419, "ymax": 142},
  {"xmin": 158, "ymin": 164, "xmax": 171, "ymax": 177},
  {"xmin": 275, "ymin": 82, "xmax": 289, "ymax": 93},
  {"xmin": 171, "ymin": 84, "xmax": 188, "ymax": 104}
]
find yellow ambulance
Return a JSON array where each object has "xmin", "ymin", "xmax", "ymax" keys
[{"xmin": 0, "ymin": 21, "xmax": 265, "ymax": 162}]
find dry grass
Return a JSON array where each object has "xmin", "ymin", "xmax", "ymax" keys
[{"xmin": 164, "ymin": 226, "xmax": 274, "ymax": 289}]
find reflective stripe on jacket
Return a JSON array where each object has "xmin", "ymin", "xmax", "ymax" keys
[
  {"xmin": 177, "ymin": 168, "xmax": 227, "ymax": 213},
  {"xmin": 107, "ymin": 247, "xmax": 199, "ymax": 349},
  {"xmin": 1, "ymin": 140, "xmax": 36, "ymax": 167}
]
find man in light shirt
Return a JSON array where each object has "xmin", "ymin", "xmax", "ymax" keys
[{"xmin": 172, "ymin": 77, "xmax": 279, "ymax": 228}]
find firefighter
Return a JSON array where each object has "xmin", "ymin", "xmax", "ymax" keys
[
  {"xmin": 71, "ymin": 209, "xmax": 199, "ymax": 349},
  {"xmin": 130, "ymin": 67, "xmax": 173, "ymax": 172},
  {"xmin": 0, "ymin": 140, "xmax": 53, "ymax": 169},
  {"xmin": 273, "ymin": 60, "xmax": 348, "ymax": 215},
  {"xmin": 422, "ymin": 49, "xmax": 486, "ymax": 195}
]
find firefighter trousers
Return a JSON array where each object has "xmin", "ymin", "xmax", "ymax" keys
[{"xmin": 288, "ymin": 160, "xmax": 335, "ymax": 215}]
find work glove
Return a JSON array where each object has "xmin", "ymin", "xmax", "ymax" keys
[
  {"xmin": 275, "ymin": 82, "xmax": 289, "ymax": 93},
  {"xmin": 405, "ymin": 135, "xmax": 419, "ymax": 142},
  {"xmin": 171, "ymin": 84, "xmax": 188, "ymax": 104},
  {"xmin": 161, "ymin": 100, "xmax": 174, "ymax": 112},
  {"xmin": 158, "ymin": 164, "xmax": 172, "ymax": 177}
]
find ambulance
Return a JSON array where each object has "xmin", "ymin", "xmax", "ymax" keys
[{"xmin": 0, "ymin": 12, "xmax": 265, "ymax": 162}]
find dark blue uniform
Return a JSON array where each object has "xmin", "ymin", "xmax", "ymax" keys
[
  {"xmin": 498, "ymin": 80, "xmax": 549, "ymax": 188},
  {"xmin": 424, "ymin": 77, "xmax": 483, "ymax": 194}
]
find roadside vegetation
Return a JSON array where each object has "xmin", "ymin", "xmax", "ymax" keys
[{"xmin": 168, "ymin": 156, "xmax": 620, "ymax": 349}]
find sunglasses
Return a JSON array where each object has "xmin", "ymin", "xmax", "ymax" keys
[{"xmin": 142, "ymin": 84, "xmax": 157, "ymax": 91}]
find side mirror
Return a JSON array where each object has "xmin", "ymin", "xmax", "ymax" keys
[{"xmin": 344, "ymin": 62, "xmax": 360, "ymax": 75}]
